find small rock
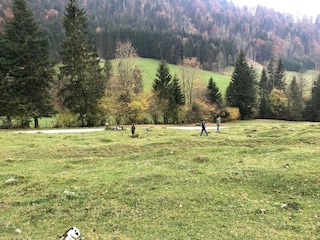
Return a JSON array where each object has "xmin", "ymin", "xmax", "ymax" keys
[{"xmin": 5, "ymin": 178, "xmax": 15, "ymax": 184}]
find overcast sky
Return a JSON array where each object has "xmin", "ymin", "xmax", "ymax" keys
[{"xmin": 231, "ymin": 0, "xmax": 319, "ymax": 19}]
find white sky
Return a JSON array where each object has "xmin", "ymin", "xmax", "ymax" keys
[{"xmin": 231, "ymin": 0, "xmax": 319, "ymax": 19}]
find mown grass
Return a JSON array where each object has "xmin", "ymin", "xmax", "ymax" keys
[{"xmin": 1, "ymin": 120, "xmax": 320, "ymax": 239}]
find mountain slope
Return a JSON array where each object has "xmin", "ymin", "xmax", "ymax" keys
[{"xmin": 1, "ymin": 0, "xmax": 320, "ymax": 71}]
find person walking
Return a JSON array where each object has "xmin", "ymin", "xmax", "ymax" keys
[
  {"xmin": 216, "ymin": 116, "xmax": 221, "ymax": 132},
  {"xmin": 131, "ymin": 123, "xmax": 136, "ymax": 137},
  {"xmin": 200, "ymin": 119, "xmax": 208, "ymax": 136}
]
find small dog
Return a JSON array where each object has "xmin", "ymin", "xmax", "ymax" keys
[{"xmin": 59, "ymin": 227, "xmax": 81, "ymax": 240}]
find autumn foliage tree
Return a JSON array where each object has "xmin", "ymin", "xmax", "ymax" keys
[
  {"xmin": 179, "ymin": 57, "xmax": 201, "ymax": 108},
  {"xmin": 270, "ymin": 89, "xmax": 287, "ymax": 119},
  {"xmin": 107, "ymin": 40, "xmax": 144, "ymax": 124}
]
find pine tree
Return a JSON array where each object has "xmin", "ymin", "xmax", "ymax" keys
[
  {"xmin": 1, "ymin": 0, "xmax": 55, "ymax": 128},
  {"xmin": 0, "ymin": 35, "xmax": 16, "ymax": 128},
  {"xmin": 287, "ymin": 76, "xmax": 303, "ymax": 120},
  {"xmin": 59, "ymin": 0, "xmax": 107, "ymax": 127},
  {"xmin": 226, "ymin": 50, "xmax": 257, "ymax": 119},
  {"xmin": 259, "ymin": 68, "xmax": 271, "ymax": 118},
  {"xmin": 152, "ymin": 60, "xmax": 173, "ymax": 123},
  {"xmin": 267, "ymin": 57, "xmax": 276, "ymax": 92},
  {"xmin": 274, "ymin": 59, "xmax": 286, "ymax": 90},
  {"xmin": 169, "ymin": 75, "xmax": 185, "ymax": 123},
  {"xmin": 305, "ymin": 74, "xmax": 320, "ymax": 121},
  {"xmin": 206, "ymin": 77, "xmax": 223, "ymax": 108}
]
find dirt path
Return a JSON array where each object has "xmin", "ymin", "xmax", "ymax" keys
[{"xmin": 13, "ymin": 125, "xmax": 225, "ymax": 134}]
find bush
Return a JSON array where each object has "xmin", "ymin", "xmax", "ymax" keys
[
  {"xmin": 226, "ymin": 107, "xmax": 240, "ymax": 121},
  {"xmin": 54, "ymin": 111, "xmax": 78, "ymax": 128},
  {"xmin": 185, "ymin": 100, "xmax": 212, "ymax": 123}
]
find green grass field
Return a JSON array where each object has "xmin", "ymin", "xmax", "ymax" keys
[
  {"xmin": 113, "ymin": 58, "xmax": 231, "ymax": 94},
  {"xmin": 113, "ymin": 58, "xmax": 318, "ymax": 96},
  {"xmin": 1, "ymin": 120, "xmax": 320, "ymax": 239}
]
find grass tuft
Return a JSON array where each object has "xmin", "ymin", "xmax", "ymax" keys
[{"xmin": 194, "ymin": 155, "xmax": 210, "ymax": 163}]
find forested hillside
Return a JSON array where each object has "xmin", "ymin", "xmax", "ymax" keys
[
  {"xmin": 2, "ymin": 0, "xmax": 320, "ymax": 128},
  {"xmin": 1, "ymin": 0, "xmax": 320, "ymax": 72}
]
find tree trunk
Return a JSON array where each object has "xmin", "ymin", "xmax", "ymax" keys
[
  {"xmin": 34, "ymin": 117, "xmax": 39, "ymax": 128},
  {"xmin": 6, "ymin": 116, "xmax": 13, "ymax": 129}
]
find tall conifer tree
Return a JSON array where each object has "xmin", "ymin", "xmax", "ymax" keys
[
  {"xmin": 287, "ymin": 76, "xmax": 303, "ymax": 120},
  {"xmin": 169, "ymin": 75, "xmax": 185, "ymax": 123},
  {"xmin": 226, "ymin": 50, "xmax": 257, "ymax": 119},
  {"xmin": 305, "ymin": 74, "xmax": 320, "ymax": 121},
  {"xmin": 206, "ymin": 77, "xmax": 223, "ymax": 108},
  {"xmin": 274, "ymin": 59, "xmax": 286, "ymax": 90},
  {"xmin": 59, "ymin": 0, "xmax": 107, "ymax": 127},
  {"xmin": 0, "ymin": 36, "xmax": 16, "ymax": 128},
  {"xmin": 1, "ymin": 0, "xmax": 54, "ymax": 128},
  {"xmin": 152, "ymin": 60, "xmax": 173, "ymax": 123},
  {"xmin": 259, "ymin": 68, "xmax": 271, "ymax": 118},
  {"xmin": 267, "ymin": 57, "xmax": 276, "ymax": 92}
]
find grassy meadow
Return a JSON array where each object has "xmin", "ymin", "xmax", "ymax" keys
[
  {"xmin": 112, "ymin": 58, "xmax": 319, "ymax": 96},
  {"xmin": 113, "ymin": 58, "xmax": 232, "ymax": 94},
  {"xmin": 1, "ymin": 120, "xmax": 320, "ymax": 239}
]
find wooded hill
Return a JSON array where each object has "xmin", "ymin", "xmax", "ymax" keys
[
  {"xmin": 2, "ymin": 0, "xmax": 320, "ymax": 129},
  {"xmin": 1, "ymin": 0, "xmax": 320, "ymax": 72}
]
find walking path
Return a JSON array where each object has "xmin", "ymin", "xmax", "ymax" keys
[
  {"xmin": 13, "ymin": 125, "xmax": 226, "ymax": 134},
  {"xmin": 168, "ymin": 126, "xmax": 225, "ymax": 130}
]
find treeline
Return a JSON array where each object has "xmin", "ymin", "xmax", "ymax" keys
[
  {"xmin": 2, "ymin": 0, "xmax": 320, "ymax": 72},
  {"xmin": 93, "ymin": 26, "xmax": 237, "ymax": 71},
  {"xmin": 1, "ymin": 0, "xmax": 320, "ymax": 130}
]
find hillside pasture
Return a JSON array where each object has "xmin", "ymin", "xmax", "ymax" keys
[
  {"xmin": 112, "ymin": 58, "xmax": 231, "ymax": 94},
  {"xmin": 119, "ymin": 58, "xmax": 318, "ymax": 96},
  {"xmin": 1, "ymin": 120, "xmax": 320, "ymax": 239}
]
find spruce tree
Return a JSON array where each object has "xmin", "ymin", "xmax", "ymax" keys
[
  {"xmin": 152, "ymin": 60, "xmax": 173, "ymax": 123},
  {"xmin": 305, "ymin": 74, "xmax": 320, "ymax": 121},
  {"xmin": 1, "ymin": 0, "xmax": 54, "ymax": 128},
  {"xmin": 274, "ymin": 59, "xmax": 286, "ymax": 90},
  {"xmin": 206, "ymin": 77, "xmax": 223, "ymax": 108},
  {"xmin": 287, "ymin": 76, "xmax": 303, "ymax": 120},
  {"xmin": 59, "ymin": 0, "xmax": 107, "ymax": 127},
  {"xmin": 226, "ymin": 50, "xmax": 257, "ymax": 119},
  {"xmin": 0, "ymin": 35, "xmax": 16, "ymax": 128},
  {"xmin": 169, "ymin": 75, "xmax": 185, "ymax": 123},
  {"xmin": 267, "ymin": 57, "xmax": 276, "ymax": 92},
  {"xmin": 259, "ymin": 68, "xmax": 271, "ymax": 118}
]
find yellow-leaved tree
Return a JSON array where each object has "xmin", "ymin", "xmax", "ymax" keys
[
  {"xmin": 102, "ymin": 40, "xmax": 144, "ymax": 124},
  {"xmin": 270, "ymin": 89, "xmax": 287, "ymax": 119},
  {"xmin": 128, "ymin": 94, "xmax": 149, "ymax": 123}
]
